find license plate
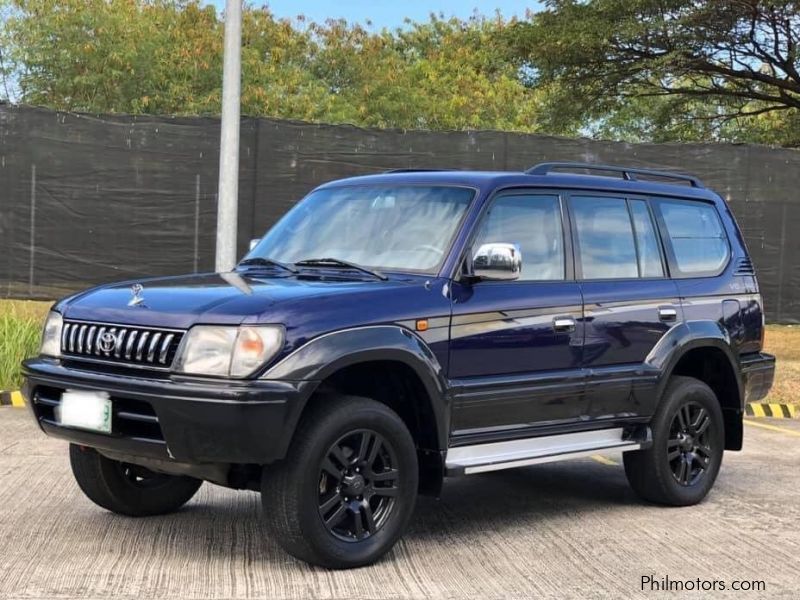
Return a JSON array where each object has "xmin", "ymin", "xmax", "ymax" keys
[{"xmin": 58, "ymin": 390, "xmax": 112, "ymax": 434}]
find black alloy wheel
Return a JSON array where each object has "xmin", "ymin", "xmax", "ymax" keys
[
  {"xmin": 261, "ymin": 394, "xmax": 418, "ymax": 569},
  {"xmin": 317, "ymin": 430, "xmax": 400, "ymax": 542},
  {"xmin": 667, "ymin": 401, "xmax": 713, "ymax": 487},
  {"xmin": 624, "ymin": 376, "xmax": 724, "ymax": 506}
]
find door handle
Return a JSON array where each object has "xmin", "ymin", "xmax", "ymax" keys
[
  {"xmin": 658, "ymin": 307, "xmax": 678, "ymax": 322},
  {"xmin": 553, "ymin": 317, "xmax": 576, "ymax": 333}
]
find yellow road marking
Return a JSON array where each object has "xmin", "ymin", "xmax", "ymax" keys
[
  {"xmin": 10, "ymin": 391, "xmax": 25, "ymax": 407},
  {"xmin": 591, "ymin": 454, "xmax": 618, "ymax": 466},
  {"xmin": 744, "ymin": 419, "xmax": 800, "ymax": 437},
  {"xmin": 750, "ymin": 403, "xmax": 766, "ymax": 417}
]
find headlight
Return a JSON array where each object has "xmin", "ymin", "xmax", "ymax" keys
[
  {"xmin": 174, "ymin": 325, "xmax": 284, "ymax": 378},
  {"xmin": 40, "ymin": 311, "xmax": 63, "ymax": 357}
]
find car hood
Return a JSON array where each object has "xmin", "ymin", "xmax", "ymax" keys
[{"xmin": 57, "ymin": 271, "xmax": 425, "ymax": 330}]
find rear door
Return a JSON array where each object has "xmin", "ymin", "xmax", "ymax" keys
[{"xmin": 568, "ymin": 193, "xmax": 681, "ymax": 420}]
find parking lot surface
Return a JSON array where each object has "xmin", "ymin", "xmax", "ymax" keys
[{"xmin": 0, "ymin": 409, "xmax": 798, "ymax": 599}]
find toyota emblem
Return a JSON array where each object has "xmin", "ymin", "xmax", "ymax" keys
[{"xmin": 98, "ymin": 331, "xmax": 117, "ymax": 353}]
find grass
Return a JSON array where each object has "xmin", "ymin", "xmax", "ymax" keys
[
  {"xmin": 0, "ymin": 300, "xmax": 796, "ymax": 407},
  {"xmin": 762, "ymin": 325, "xmax": 800, "ymax": 406},
  {"xmin": 0, "ymin": 300, "xmax": 52, "ymax": 390}
]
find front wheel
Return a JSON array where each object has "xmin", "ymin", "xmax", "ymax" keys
[
  {"xmin": 261, "ymin": 395, "xmax": 418, "ymax": 569},
  {"xmin": 624, "ymin": 376, "xmax": 724, "ymax": 506},
  {"xmin": 69, "ymin": 444, "xmax": 202, "ymax": 516}
]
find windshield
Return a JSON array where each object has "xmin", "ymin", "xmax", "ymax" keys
[{"xmin": 246, "ymin": 185, "xmax": 475, "ymax": 274}]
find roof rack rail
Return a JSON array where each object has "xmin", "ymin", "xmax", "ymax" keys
[
  {"xmin": 383, "ymin": 168, "xmax": 452, "ymax": 174},
  {"xmin": 526, "ymin": 162, "xmax": 704, "ymax": 189}
]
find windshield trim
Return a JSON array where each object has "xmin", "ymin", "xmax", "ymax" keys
[{"xmin": 253, "ymin": 183, "xmax": 480, "ymax": 277}]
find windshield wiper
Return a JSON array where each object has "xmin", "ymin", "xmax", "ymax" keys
[
  {"xmin": 295, "ymin": 258, "xmax": 388, "ymax": 281},
  {"xmin": 238, "ymin": 257, "xmax": 299, "ymax": 274}
]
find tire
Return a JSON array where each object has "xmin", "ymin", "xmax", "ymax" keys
[
  {"xmin": 69, "ymin": 444, "xmax": 202, "ymax": 517},
  {"xmin": 262, "ymin": 394, "xmax": 418, "ymax": 569},
  {"xmin": 624, "ymin": 376, "xmax": 724, "ymax": 506}
]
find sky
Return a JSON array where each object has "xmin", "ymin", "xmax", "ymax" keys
[{"xmin": 205, "ymin": 1, "xmax": 541, "ymax": 29}]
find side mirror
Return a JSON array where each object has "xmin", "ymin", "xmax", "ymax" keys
[
  {"xmin": 472, "ymin": 243, "xmax": 522, "ymax": 281},
  {"xmin": 249, "ymin": 238, "xmax": 260, "ymax": 251}
]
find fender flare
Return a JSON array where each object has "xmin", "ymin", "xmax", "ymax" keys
[
  {"xmin": 263, "ymin": 326, "xmax": 450, "ymax": 452},
  {"xmin": 645, "ymin": 320, "xmax": 743, "ymax": 410}
]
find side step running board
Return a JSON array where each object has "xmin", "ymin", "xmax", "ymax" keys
[{"xmin": 445, "ymin": 427, "xmax": 651, "ymax": 476}]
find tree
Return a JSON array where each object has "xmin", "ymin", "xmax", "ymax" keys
[
  {"xmin": 508, "ymin": 0, "xmax": 800, "ymax": 146},
  {"xmin": 0, "ymin": 1, "xmax": 544, "ymax": 132}
]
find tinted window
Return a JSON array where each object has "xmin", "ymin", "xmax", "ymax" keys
[
  {"xmin": 473, "ymin": 195, "xmax": 564, "ymax": 281},
  {"xmin": 629, "ymin": 200, "xmax": 664, "ymax": 278},
  {"xmin": 572, "ymin": 196, "xmax": 638, "ymax": 279},
  {"xmin": 657, "ymin": 200, "xmax": 729, "ymax": 275}
]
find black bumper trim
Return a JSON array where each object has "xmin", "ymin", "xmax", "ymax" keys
[
  {"xmin": 740, "ymin": 352, "xmax": 776, "ymax": 404},
  {"xmin": 22, "ymin": 358, "xmax": 313, "ymax": 465}
]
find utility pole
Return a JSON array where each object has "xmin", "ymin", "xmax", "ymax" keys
[{"xmin": 215, "ymin": 0, "xmax": 243, "ymax": 271}]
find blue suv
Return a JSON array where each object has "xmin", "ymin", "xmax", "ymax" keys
[{"xmin": 22, "ymin": 163, "xmax": 775, "ymax": 568}]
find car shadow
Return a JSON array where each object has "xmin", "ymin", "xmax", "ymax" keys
[
  {"xmin": 408, "ymin": 459, "xmax": 641, "ymax": 540},
  {"xmin": 58, "ymin": 459, "xmax": 642, "ymax": 569}
]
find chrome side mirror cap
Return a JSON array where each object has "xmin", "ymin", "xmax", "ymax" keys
[
  {"xmin": 249, "ymin": 238, "xmax": 260, "ymax": 251},
  {"xmin": 472, "ymin": 243, "xmax": 522, "ymax": 281}
]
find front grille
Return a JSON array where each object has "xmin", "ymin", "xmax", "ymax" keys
[{"xmin": 61, "ymin": 321, "xmax": 184, "ymax": 369}]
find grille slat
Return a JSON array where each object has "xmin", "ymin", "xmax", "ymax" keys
[
  {"xmin": 76, "ymin": 325, "xmax": 87, "ymax": 353},
  {"xmin": 86, "ymin": 325, "xmax": 97, "ymax": 354},
  {"xmin": 125, "ymin": 330, "xmax": 138, "ymax": 360},
  {"xmin": 61, "ymin": 324, "xmax": 71, "ymax": 353},
  {"xmin": 159, "ymin": 333, "xmax": 174, "ymax": 364},
  {"xmin": 61, "ymin": 321, "xmax": 183, "ymax": 369},
  {"xmin": 147, "ymin": 332, "xmax": 162, "ymax": 363},
  {"xmin": 114, "ymin": 329, "xmax": 127, "ymax": 358},
  {"xmin": 68, "ymin": 325, "xmax": 78, "ymax": 353},
  {"xmin": 136, "ymin": 331, "xmax": 150, "ymax": 361}
]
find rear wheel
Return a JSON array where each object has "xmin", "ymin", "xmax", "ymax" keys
[
  {"xmin": 262, "ymin": 395, "xmax": 418, "ymax": 569},
  {"xmin": 624, "ymin": 376, "xmax": 724, "ymax": 506},
  {"xmin": 69, "ymin": 444, "xmax": 202, "ymax": 516}
]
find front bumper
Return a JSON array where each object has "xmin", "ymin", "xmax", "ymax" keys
[
  {"xmin": 740, "ymin": 352, "xmax": 776, "ymax": 404},
  {"xmin": 22, "ymin": 358, "xmax": 312, "ymax": 465}
]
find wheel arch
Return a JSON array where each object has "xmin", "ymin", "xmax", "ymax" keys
[
  {"xmin": 647, "ymin": 320, "xmax": 744, "ymax": 450},
  {"xmin": 263, "ymin": 326, "xmax": 450, "ymax": 490}
]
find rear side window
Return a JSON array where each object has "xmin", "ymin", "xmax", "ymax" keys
[
  {"xmin": 571, "ymin": 196, "xmax": 664, "ymax": 280},
  {"xmin": 656, "ymin": 200, "xmax": 729, "ymax": 276},
  {"xmin": 473, "ymin": 194, "xmax": 565, "ymax": 281}
]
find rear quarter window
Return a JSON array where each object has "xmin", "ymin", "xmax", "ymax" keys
[{"xmin": 654, "ymin": 199, "xmax": 730, "ymax": 277}]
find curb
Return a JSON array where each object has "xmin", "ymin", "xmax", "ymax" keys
[
  {"xmin": 746, "ymin": 402, "xmax": 798, "ymax": 419},
  {"xmin": 0, "ymin": 391, "xmax": 25, "ymax": 407}
]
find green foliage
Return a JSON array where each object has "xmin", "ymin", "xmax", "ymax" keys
[
  {"xmin": 507, "ymin": 0, "xmax": 800, "ymax": 146},
  {"xmin": 0, "ymin": 304, "xmax": 44, "ymax": 390},
  {"xmin": 2, "ymin": 0, "xmax": 799, "ymax": 145},
  {"xmin": 0, "ymin": 1, "xmax": 544, "ymax": 132}
]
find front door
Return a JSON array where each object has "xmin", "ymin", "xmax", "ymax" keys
[{"xmin": 448, "ymin": 192, "xmax": 585, "ymax": 438}]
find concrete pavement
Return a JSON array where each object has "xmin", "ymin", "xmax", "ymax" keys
[{"xmin": 0, "ymin": 409, "xmax": 798, "ymax": 599}]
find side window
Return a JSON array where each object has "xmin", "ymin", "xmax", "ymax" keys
[
  {"xmin": 473, "ymin": 194, "xmax": 565, "ymax": 281},
  {"xmin": 571, "ymin": 196, "xmax": 638, "ymax": 279},
  {"xmin": 656, "ymin": 200, "xmax": 730, "ymax": 276},
  {"xmin": 629, "ymin": 200, "xmax": 664, "ymax": 278}
]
